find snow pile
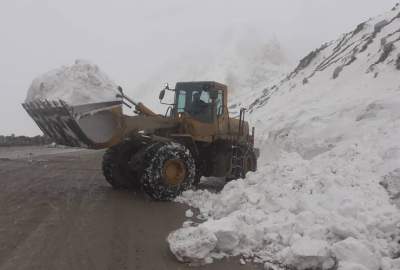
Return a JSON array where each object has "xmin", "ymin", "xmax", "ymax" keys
[
  {"xmin": 171, "ymin": 148, "xmax": 400, "ymax": 269},
  {"xmin": 25, "ymin": 60, "xmax": 120, "ymax": 106},
  {"xmin": 168, "ymin": 5, "xmax": 400, "ymax": 270}
]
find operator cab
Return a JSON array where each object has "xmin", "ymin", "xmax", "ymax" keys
[{"xmin": 167, "ymin": 81, "xmax": 226, "ymax": 123}]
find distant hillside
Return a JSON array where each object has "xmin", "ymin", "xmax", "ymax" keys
[
  {"xmin": 249, "ymin": 3, "xmax": 400, "ymax": 113},
  {"xmin": 0, "ymin": 134, "xmax": 52, "ymax": 146}
]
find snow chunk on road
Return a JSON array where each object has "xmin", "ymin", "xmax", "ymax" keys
[
  {"xmin": 337, "ymin": 262, "xmax": 369, "ymax": 270},
  {"xmin": 185, "ymin": 209, "xmax": 194, "ymax": 218},
  {"xmin": 332, "ymin": 238, "xmax": 380, "ymax": 270},
  {"xmin": 26, "ymin": 60, "xmax": 120, "ymax": 106},
  {"xmin": 167, "ymin": 226, "xmax": 217, "ymax": 264},
  {"xmin": 283, "ymin": 237, "xmax": 331, "ymax": 270}
]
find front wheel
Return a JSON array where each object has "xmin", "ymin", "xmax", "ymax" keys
[
  {"xmin": 102, "ymin": 139, "xmax": 145, "ymax": 189},
  {"xmin": 141, "ymin": 142, "xmax": 196, "ymax": 200}
]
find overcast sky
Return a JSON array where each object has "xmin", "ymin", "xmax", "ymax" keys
[{"xmin": 0, "ymin": 0, "xmax": 397, "ymax": 135}]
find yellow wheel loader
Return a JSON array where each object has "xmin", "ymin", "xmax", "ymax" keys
[{"xmin": 23, "ymin": 81, "xmax": 258, "ymax": 200}]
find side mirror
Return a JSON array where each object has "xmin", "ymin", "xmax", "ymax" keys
[
  {"xmin": 117, "ymin": 86, "xmax": 123, "ymax": 94},
  {"xmin": 159, "ymin": 89, "xmax": 166, "ymax": 100}
]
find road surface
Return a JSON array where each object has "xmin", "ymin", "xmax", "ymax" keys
[{"xmin": 0, "ymin": 146, "xmax": 260, "ymax": 270}]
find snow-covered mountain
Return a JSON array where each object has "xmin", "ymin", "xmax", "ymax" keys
[
  {"xmin": 169, "ymin": 4, "xmax": 400, "ymax": 270},
  {"xmin": 133, "ymin": 27, "xmax": 290, "ymax": 114}
]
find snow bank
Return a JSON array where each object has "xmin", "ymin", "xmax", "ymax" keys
[
  {"xmin": 168, "ymin": 5, "xmax": 400, "ymax": 270},
  {"xmin": 171, "ymin": 147, "xmax": 400, "ymax": 269},
  {"xmin": 25, "ymin": 60, "xmax": 120, "ymax": 106}
]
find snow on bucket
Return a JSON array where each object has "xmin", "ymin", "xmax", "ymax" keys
[{"xmin": 23, "ymin": 60, "xmax": 123, "ymax": 148}]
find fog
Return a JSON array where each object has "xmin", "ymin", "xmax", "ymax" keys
[{"xmin": 0, "ymin": 0, "xmax": 397, "ymax": 135}]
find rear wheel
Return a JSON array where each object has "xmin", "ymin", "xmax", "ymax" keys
[
  {"xmin": 141, "ymin": 142, "xmax": 196, "ymax": 200},
  {"xmin": 228, "ymin": 146, "xmax": 257, "ymax": 181},
  {"xmin": 102, "ymin": 139, "xmax": 145, "ymax": 189},
  {"xmin": 244, "ymin": 150, "xmax": 257, "ymax": 173}
]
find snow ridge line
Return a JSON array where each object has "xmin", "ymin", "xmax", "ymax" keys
[{"xmin": 249, "ymin": 8, "xmax": 400, "ymax": 112}]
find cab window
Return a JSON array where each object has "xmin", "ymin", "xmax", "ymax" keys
[
  {"xmin": 216, "ymin": 90, "xmax": 224, "ymax": 116},
  {"xmin": 187, "ymin": 90, "xmax": 212, "ymax": 122},
  {"xmin": 176, "ymin": 90, "xmax": 186, "ymax": 113}
]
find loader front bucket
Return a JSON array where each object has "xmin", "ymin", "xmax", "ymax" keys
[{"xmin": 22, "ymin": 100, "xmax": 124, "ymax": 149}]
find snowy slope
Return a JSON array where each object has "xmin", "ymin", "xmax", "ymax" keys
[
  {"xmin": 169, "ymin": 4, "xmax": 400, "ymax": 270},
  {"xmin": 133, "ymin": 28, "xmax": 290, "ymax": 115}
]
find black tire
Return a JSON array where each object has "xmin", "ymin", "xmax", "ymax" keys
[
  {"xmin": 102, "ymin": 139, "xmax": 145, "ymax": 189},
  {"xmin": 240, "ymin": 148, "xmax": 258, "ymax": 178},
  {"xmin": 141, "ymin": 142, "xmax": 196, "ymax": 200},
  {"xmin": 193, "ymin": 165, "xmax": 202, "ymax": 187},
  {"xmin": 244, "ymin": 149, "xmax": 257, "ymax": 173},
  {"xmin": 227, "ymin": 146, "xmax": 257, "ymax": 181}
]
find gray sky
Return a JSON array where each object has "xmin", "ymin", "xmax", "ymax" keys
[{"xmin": 0, "ymin": 0, "xmax": 397, "ymax": 135}]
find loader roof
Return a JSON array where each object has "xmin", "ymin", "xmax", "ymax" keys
[{"xmin": 175, "ymin": 81, "xmax": 227, "ymax": 92}]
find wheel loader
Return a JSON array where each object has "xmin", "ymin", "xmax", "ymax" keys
[{"xmin": 22, "ymin": 81, "xmax": 258, "ymax": 200}]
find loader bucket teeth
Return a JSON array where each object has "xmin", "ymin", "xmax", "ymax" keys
[{"xmin": 22, "ymin": 100, "xmax": 124, "ymax": 149}]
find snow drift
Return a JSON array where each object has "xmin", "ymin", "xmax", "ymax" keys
[
  {"xmin": 25, "ymin": 60, "xmax": 120, "ymax": 105},
  {"xmin": 168, "ymin": 4, "xmax": 400, "ymax": 270}
]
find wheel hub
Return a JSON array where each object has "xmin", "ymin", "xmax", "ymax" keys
[{"xmin": 162, "ymin": 159, "xmax": 186, "ymax": 186}]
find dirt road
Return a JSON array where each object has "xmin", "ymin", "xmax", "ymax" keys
[{"xmin": 0, "ymin": 147, "xmax": 259, "ymax": 270}]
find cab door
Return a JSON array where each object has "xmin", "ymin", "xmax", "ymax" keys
[
  {"xmin": 216, "ymin": 90, "xmax": 230, "ymax": 139},
  {"xmin": 180, "ymin": 90, "xmax": 217, "ymax": 142}
]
